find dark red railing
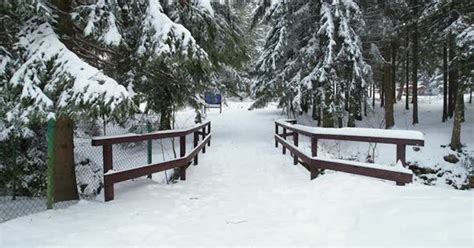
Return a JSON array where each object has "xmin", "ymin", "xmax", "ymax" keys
[
  {"xmin": 92, "ymin": 121, "xmax": 211, "ymax": 201},
  {"xmin": 275, "ymin": 120, "xmax": 424, "ymax": 185}
]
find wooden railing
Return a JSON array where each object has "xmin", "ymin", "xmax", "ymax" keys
[
  {"xmin": 275, "ymin": 120, "xmax": 424, "ymax": 185},
  {"xmin": 92, "ymin": 121, "xmax": 211, "ymax": 201}
]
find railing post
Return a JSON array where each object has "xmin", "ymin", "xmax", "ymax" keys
[
  {"xmin": 311, "ymin": 137, "xmax": 318, "ymax": 157},
  {"xmin": 202, "ymin": 127, "xmax": 206, "ymax": 154},
  {"xmin": 193, "ymin": 131, "xmax": 199, "ymax": 165},
  {"xmin": 147, "ymin": 122, "xmax": 152, "ymax": 179},
  {"xmin": 293, "ymin": 133, "xmax": 299, "ymax": 165},
  {"xmin": 103, "ymin": 144, "xmax": 114, "ymax": 202},
  {"xmin": 207, "ymin": 123, "xmax": 211, "ymax": 147},
  {"xmin": 396, "ymin": 144, "xmax": 406, "ymax": 167},
  {"xmin": 275, "ymin": 123, "xmax": 278, "ymax": 148},
  {"xmin": 180, "ymin": 135, "xmax": 186, "ymax": 180},
  {"xmin": 282, "ymin": 128, "xmax": 287, "ymax": 155}
]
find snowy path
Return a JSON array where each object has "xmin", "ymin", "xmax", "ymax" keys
[{"xmin": 1, "ymin": 102, "xmax": 473, "ymax": 246}]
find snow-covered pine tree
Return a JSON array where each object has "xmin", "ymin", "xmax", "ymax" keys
[
  {"xmin": 251, "ymin": 0, "xmax": 370, "ymax": 126},
  {"xmin": 250, "ymin": 0, "xmax": 314, "ymax": 117},
  {"xmin": 73, "ymin": 0, "xmax": 225, "ymax": 129},
  {"xmin": 1, "ymin": 0, "xmax": 133, "ymax": 199},
  {"xmin": 133, "ymin": 0, "xmax": 210, "ymax": 129},
  {"xmin": 161, "ymin": 0, "xmax": 250, "ymax": 98}
]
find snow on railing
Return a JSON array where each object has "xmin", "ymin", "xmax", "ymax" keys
[
  {"xmin": 92, "ymin": 121, "xmax": 211, "ymax": 201},
  {"xmin": 274, "ymin": 120, "xmax": 425, "ymax": 185}
]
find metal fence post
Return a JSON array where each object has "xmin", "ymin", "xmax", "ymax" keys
[{"xmin": 46, "ymin": 119, "xmax": 55, "ymax": 209}]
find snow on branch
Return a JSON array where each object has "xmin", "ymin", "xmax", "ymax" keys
[
  {"xmin": 9, "ymin": 21, "xmax": 130, "ymax": 118},
  {"xmin": 137, "ymin": 0, "xmax": 208, "ymax": 60}
]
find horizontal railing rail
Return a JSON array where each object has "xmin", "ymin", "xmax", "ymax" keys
[
  {"xmin": 92, "ymin": 121, "xmax": 211, "ymax": 201},
  {"xmin": 274, "ymin": 120, "xmax": 424, "ymax": 185}
]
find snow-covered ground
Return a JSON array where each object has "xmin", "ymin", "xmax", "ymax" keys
[
  {"xmin": 298, "ymin": 95, "xmax": 474, "ymax": 189},
  {"xmin": 1, "ymin": 101, "xmax": 473, "ymax": 246}
]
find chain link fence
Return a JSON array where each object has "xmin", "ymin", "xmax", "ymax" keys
[{"xmin": 1, "ymin": 115, "xmax": 180, "ymax": 222}]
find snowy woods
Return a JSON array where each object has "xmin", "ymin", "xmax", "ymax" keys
[
  {"xmin": 1, "ymin": 0, "xmax": 249, "ymax": 198},
  {"xmin": 251, "ymin": 0, "xmax": 472, "ymax": 132},
  {"xmin": 0, "ymin": 0, "xmax": 473, "ymax": 236}
]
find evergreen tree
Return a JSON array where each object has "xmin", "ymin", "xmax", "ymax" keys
[{"xmin": 251, "ymin": 0, "xmax": 371, "ymax": 126}]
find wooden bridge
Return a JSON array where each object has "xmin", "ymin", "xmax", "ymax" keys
[
  {"xmin": 92, "ymin": 121, "xmax": 211, "ymax": 201},
  {"xmin": 92, "ymin": 119, "xmax": 424, "ymax": 201},
  {"xmin": 275, "ymin": 119, "xmax": 424, "ymax": 185}
]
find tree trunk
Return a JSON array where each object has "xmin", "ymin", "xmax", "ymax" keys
[
  {"xmin": 372, "ymin": 81, "xmax": 376, "ymax": 108},
  {"xmin": 405, "ymin": 33, "xmax": 410, "ymax": 110},
  {"xmin": 323, "ymin": 92, "xmax": 334, "ymax": 127},
  {"xmin": 450, "ymin": 85, "xmax": 464, "ymax": 151},
  {"xmin": 448, "ymin": 33, "xmax": 458, "ymax": 119},
  {"xmin": 53, "ymin": 117, "xmax": 79, "ymax": 202},
  {"xmin": 470, "ymin": 84, "xmax": 472, "ymax": 104},
  {"xmin": 159, "ymin": 106, "xmax": 173, "ymax": 130},
  {"xmin": 442, "ymin": 41, "xmax": 448, "ymax": 122},
  {"xmin": 52, "ymin": 0, "xmax": 74, "ymax": 37},
  {"xmin": 347, "ymin": 92, "xmax": 356, "ymax": 127},
  {"xmin": 312, "ymin": 97, "xmax": 317, "ymax": 120},
  {"xmin": 411, "ymin": 2, "xmax": 419, "ymax": 124},
  {"xmin": 384, "ymin": 43, "xmax": 395, "ymax": 129},
  {"xmin": 391, "ymin": 39, "xmax": 397, "ymax": 101},
  {"xmin": 380, "ymin": 86, "xmax": 385, "ymax": 108}
]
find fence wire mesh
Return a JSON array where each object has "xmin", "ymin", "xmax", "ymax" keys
[{"xmin": 1, "ymin": 115, "xmax": 179, "ymax": 222}]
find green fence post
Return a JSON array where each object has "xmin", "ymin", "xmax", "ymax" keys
[
  {"xmin": 46, "ymin": 118, "xmax": 56, "ymax": 209},
  {"xmin": 147, "ymin": 122, "xmax": 152, "ymax": 179}
]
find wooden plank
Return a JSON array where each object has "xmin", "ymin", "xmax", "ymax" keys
[
  {"xmin": 180, "ymin": 135, "xmax": 186, "ymax": 181},
  {"xmin": 105, "ymin": 158, "xmax": 187, "ymax": 185},
  {"xmin": 396, "ymin": 144, "xmax": 407, "ymax": 167},
  {"xmin": 276, "ymin": 120, "xmax": 424, "ymax": 146},
  {"xmin": 312, "ymin": 159, "xmax": 412, "ymax": 184},
  {"xmin": 103, "ymin": 144, "xmax": 114, "ymax": 202},
  {"xmin": 92, "ymin": 121, "xmax": 211, "ymax": 146},
  {"xmin": 193, "ymin": 131, "xmax": 199, "ymax": 165},
  {"xmin": 185, "ymin": 135, "xmax": 212, "ymax": 165},
  {"xmin": 202, "ymin": 127, "xmax": 206, "ymax": 154},
  {"xmin": 275, "ymin": 135, "xmax": 412, "ymax": 185},
  {"xmin": 311, "ymin": 137, "xmax": 318, "ymax": 157},
  {"xmin": 104, "ymin": 134, "xmax": 212, "ymax": 190},
  {"xmin": 275, "ymin": 123, "xmax": 278, "ymax": 148},
  {"xmin": 207, "ymin": 123, "xmax": 211, "ymax": 147},
  {"xmin": 293, "ymin": 133, "xmax": 299, "ymax": 165}
]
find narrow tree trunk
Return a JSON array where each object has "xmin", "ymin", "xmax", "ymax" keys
[
  {"xmin": 411, "ymin": 2, "xmax": 419, "ymax": 124},
  {"xmin": 442, "ymin": 41, "xmax": 448, "ymax": 122},
  {"xmin": 450, "ymin": 84, "xmax": 464, "ymax": 151},
  {"xmin": 159, "ymin": 106, "xmax": 173, "ymax": 130},
  {"xmin": 323, "ymin": 92, "xmax": 334, "ymax": 127},
  {"xmin": 391, "ymin": 39, "xmax": 398, "ymax": 101},
  {"xmin": 448, "ymin": 33, "xmax": 458, "ymax": 118},
  {"xmin": 470, "ymin": 85, "xmax": 472, "ymax": 104},
  {"xmin": 53, "ymin": 117, "xmax": 79, "ymax": 202},
  {"xmin": 384, "ymin": 43, "xmax": 395, "ymax": 129},
  {"xmin": 372, "ymin": 81, "xmax": 376, "ymax": 108},
  {"xmin": 347, "ymin": 92, "xmax": 356, "ymax": 127},
  {"xmin": 405, "ymin": 32, "xmax": 410, "ymax": 110},
  {"xmin": 312, "ymin": 95, "xmax": 318, "ymax": 120},
  {"xmin": 380, "ymin": 86, "xmax": 385, "ymax": 108}
]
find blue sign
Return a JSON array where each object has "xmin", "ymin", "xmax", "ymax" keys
[{"xmin": 205, "ymin": 93, "xmax": 222, "ymax": 105}]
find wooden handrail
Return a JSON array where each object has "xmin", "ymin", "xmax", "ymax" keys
[
  {"xmin": 275, "ymin": 120, "xmax": 424, "ymax": 146},
  {"xmin": 92, "ymin": 121, "xmax": 212, "ymax": 201},
  {"xmin": 274, "ymin": 120, "xmax": 424, "ymax": 185},
  {"xmin": 92, "ymin": 121, "xmax": 211, "ymax": 146}
]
